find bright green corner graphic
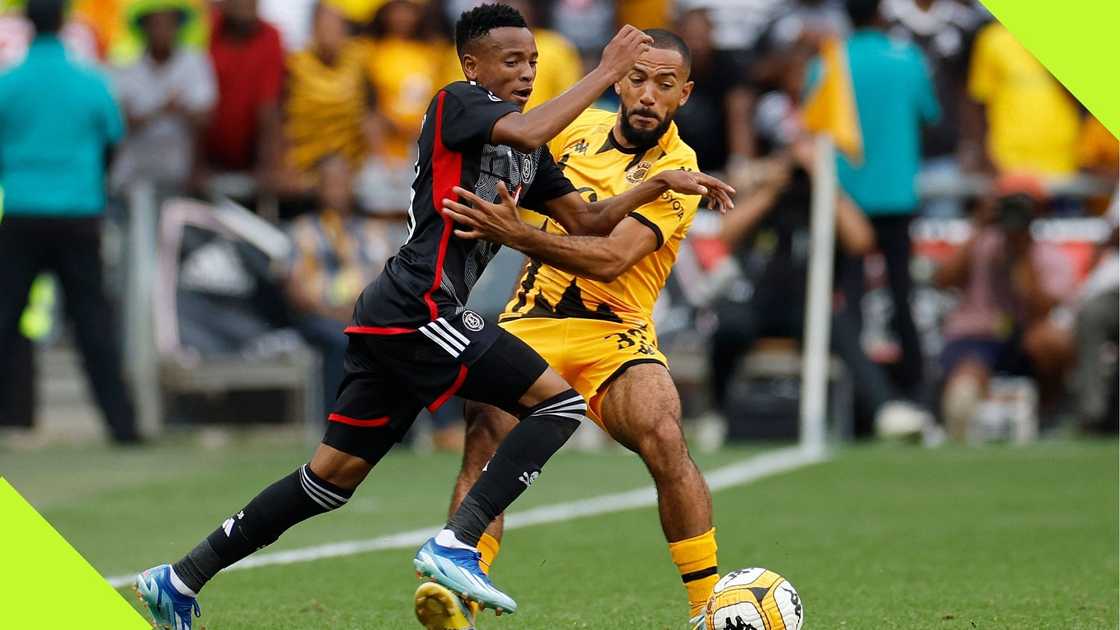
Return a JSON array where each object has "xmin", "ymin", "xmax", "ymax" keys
[
  {"xmin": 981, "ymin": 0, "xmax": 1119, "ymax": 139},
  {"xmin": 0, "ymin": 478, "xmax": 150, "ymax": 629}
]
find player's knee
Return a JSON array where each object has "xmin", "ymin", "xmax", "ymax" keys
[
  {"xmin": 309, "ymin": 446, "xmax": 372, "ymax": 491},
  {"xmin": 637, "ymin": 420, "xmax": 689, "ymax": 475}
]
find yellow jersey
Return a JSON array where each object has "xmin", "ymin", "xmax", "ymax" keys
[
  {"xmin": 968, "ymin": 23, "xmax": 1080, "ymax": 176},
  {"xmin": 501, "ymin": 108, "xmax": 701, "ymax": 329},
  {"xmin": 366, "ymin": 37, "xmax": 446, "ymax": 161},
  {"xmin": 285, "ymin": 41, "xmax": 371, "ymax": 172}
]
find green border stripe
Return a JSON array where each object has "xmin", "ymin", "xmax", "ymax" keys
[{"xmin": 0, "ymin": 478, "xmax": 149, "ymax": 628}]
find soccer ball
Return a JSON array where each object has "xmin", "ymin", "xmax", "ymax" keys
[{"xmin": 704, "ymin": 567, "xmax": 803, "ymax": 630}]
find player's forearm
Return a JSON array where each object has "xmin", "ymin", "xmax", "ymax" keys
[
  {"xmin": 493, "ymin": 68, "xmax": 617, "ymax": 152},
  {"xmin": 507, "ymin": 227, "xmax": 625, "ymax": 283},
  {"xmin": 561, "ymin": 177, "xmax": 672, "ymax": 236}
]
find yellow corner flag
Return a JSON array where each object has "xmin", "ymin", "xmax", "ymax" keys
[
  {"xmin": 0, "ymin": 479, "xmax": 150, "ymax": 628},
  {"xmin": 802, "ymin": 38, "xmax": 863, "ymax": 163}
]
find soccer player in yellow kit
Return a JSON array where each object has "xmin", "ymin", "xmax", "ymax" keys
[{"xmin": 431, "ymin": 29, "xmax": 725, "ymax": 630}]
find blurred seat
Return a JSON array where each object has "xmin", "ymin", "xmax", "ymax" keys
[
  {"xmin": 153, "ymin": 197, "xmax": 321, "ymax": 432},
  {"xmin": 667, "ymin": 335, "xmax": 853, "ymax": 442}
]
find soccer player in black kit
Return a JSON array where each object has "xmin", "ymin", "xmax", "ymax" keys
[{"xmin": 135, "ymin": 5, "xmax": 734, "ymax": 629}]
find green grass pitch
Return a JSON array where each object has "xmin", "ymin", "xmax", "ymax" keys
[{"xmin": 3, "ymin": 438, "xmax": 1116, "ymax": 629}]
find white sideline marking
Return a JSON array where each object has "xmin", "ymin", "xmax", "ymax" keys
[{"xmin": 107, "ymin": 446, "xmax": 826, "ymax": 588}]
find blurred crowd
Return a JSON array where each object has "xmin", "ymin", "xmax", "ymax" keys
[{"xmin": 0, "ymin": 0, "xmax": 1116, "ymax": 447}]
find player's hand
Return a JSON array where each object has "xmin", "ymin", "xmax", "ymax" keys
[
  {"xmin": 441, "ymin": 181, "xmax": 528, "ymax": 243},
  {"xmin": 598, "ymin": 25, "xmax": 653, "ymax": 81},
  {"xmin": 654, "ymin": 170, "xmax": 737, "ymax": 213}
]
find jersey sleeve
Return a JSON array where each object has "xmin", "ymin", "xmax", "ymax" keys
[
  {"xmin": 628, "ymin": 154, "xmax": 702, "ymax": 250},
  {"xmin": 519, "ymin": 147, "xmax": 577, "ymax": 213},
  {"xmin": 440, "ymin": 83, "xmax": 520, "ymax": 152}
]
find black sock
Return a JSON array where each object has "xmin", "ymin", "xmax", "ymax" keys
[
  {"xmin": 446, "ymin": 390, "xmax": 584, "ymax": 546},
  {"xmin": 171, "ymin": 464, "xmax": 352, "ymax": 593}
]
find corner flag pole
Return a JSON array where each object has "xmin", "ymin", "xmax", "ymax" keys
[
  {"xmin": 798, "ymin": 36, "xmax": 861, "ymax": 456},
  {"xmin": 798, "ymin": 135, "xmax": 837, "ymax": 457}
]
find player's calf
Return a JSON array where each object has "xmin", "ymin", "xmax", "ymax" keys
[
  {"xmin": 599, "ymin": 363, "xmax": 719, "ymax": 620},
  {"xmin": 168, "ymin": 462, "xmax": 354, "ymax": 596},
  {"xmin": 445, "ymin": 389, "xmax": 585, "ymax": 547},
  {"xmin": 632, "ymin": 422, "xmax": 720, "ymax": 620},
  {"xmin": 451, "ymin": 402, "xmax": 517, "ymax": 572},
  {"xmin": 417, "ymin": 389, "xmax": 586, "ymax": 615}
]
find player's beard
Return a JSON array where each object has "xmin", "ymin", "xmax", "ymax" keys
[{"xmin": 619, "ymin": 104, "xmax": 673, "ymax": 148}]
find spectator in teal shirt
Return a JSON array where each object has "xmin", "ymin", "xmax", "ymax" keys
[
  {"xmin": 0, "ymin": 0, "xmax": 139, "ymax": 444},
  {"xmin": 806, "ymin": 0, "xmax": 940, "ymax": 397},
  {"xmin": 0, "ymin": 16, "xmax": 124, "ymax": 215}
]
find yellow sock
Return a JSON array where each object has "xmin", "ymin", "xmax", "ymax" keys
[
  {"xmin": 668, "ymin": 528, "xmax": 719, "ymax": 618},
  {"xmin": 477, "ymin": 532, "xmax": 501, "ymax": 576}
]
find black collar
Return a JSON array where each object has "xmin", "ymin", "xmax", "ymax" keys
[{"xmin": 597, "ymin": 128, "xmax": 655, "ymax": 155}]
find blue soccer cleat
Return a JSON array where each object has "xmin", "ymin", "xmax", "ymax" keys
[
  {"xmin": 690, "ymin": 612, "xmax": 708, "ymax": 630},
  {"xmin": 413, "ymin": 538, "xmax": 517, "ymax": 615},
  {"xmin": 134, "ymin": 564, "xmax": 201, "ymax": 630}
]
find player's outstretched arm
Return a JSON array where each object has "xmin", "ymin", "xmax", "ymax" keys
[
  {"xmin": 444, "ymin": 182, "xmax": 664, "ymax": 283},
  {"xmin": 491, "ymin": 26, "xmax": 652, "ymax": 153},
  {"xmin": 548, "ymin": 170, "xmax": 735, "ymax": 236}
]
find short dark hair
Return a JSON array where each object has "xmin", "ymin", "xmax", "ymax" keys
[
  {"xmin": 846, "ymin": 0, "xmax": 882, "ymax": 27},
  {"xmin": 645, "ymin": 28, "xmax": 691, "ymax": 74},
  {"xmin": 26, "ymin": 0, "xmax": 66, "ymax": 35},
  {"xmin": 455, "ymin": 3, "xmax": 528, "ymax": 57}
]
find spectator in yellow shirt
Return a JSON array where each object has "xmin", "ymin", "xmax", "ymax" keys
[
  {"xmin": 365, "ymin": 0, "xmax": 444, "ymax": 162},
  {"xmin": 284, "ymin": 1, "xmax": 375, "ymax": 192},
  {"xmin": 967, "ymin": 22, "xmax": 1080, "ymax": 178}
]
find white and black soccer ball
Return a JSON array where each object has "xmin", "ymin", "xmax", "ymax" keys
[{"xmin": 704, "ymin": 567, "xmax": 804, "ymax": 630}]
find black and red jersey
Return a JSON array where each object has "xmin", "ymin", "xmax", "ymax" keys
[{"xmin": 349, "ymin": 81, "xmax": 576, "ymax": 332}]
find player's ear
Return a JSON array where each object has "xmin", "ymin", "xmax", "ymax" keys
[
  {"xmin": 461, "ymin": 54, "xmax": 479, "ymax": 81},
  {"xmin": 614, "ymin": 81, "xmax": 622, "ymax": 96},
  {"xmin": 678, "ymin": 80, "xmax": 694, "ymax": 107}
]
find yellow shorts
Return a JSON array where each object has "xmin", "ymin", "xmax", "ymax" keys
[{"xmin": 499, "ymin": 317, "xmax": 669, "ymax": 427}]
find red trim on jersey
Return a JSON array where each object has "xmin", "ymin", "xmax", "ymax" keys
[
  {"xmin": 328, "ymin": 413, "xmax": 390, "ymax": 428},
  {"xmin": 424, "ymin": 90, "xmax": 462, "ymax": 322},
  {"xmin": 343, "ymin": 325, "xmax": 415, "ymax": 335},
  {"xmin": 428, "ymin": 364, "xmax": 469, "ymax": 412}
]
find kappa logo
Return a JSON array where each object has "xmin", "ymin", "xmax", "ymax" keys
[
  {"xmin": 518, "ymin": 471, "xmax": 539, "ymax": 488},
  {"xmin": 626, "ymin": 160, "xmax": 652, "ymax": 184},
  {"xmin": 723, "ymin": 617, "xmax": 758, "ymax": 630},
  {"xmin": 462, "ymin": 310, "xmax": 484, "ymax": 332}
]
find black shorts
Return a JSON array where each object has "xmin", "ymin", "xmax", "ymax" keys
[{"xmin": 323, "ymin": 309, "xmax": 549, "ymax": 463}]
